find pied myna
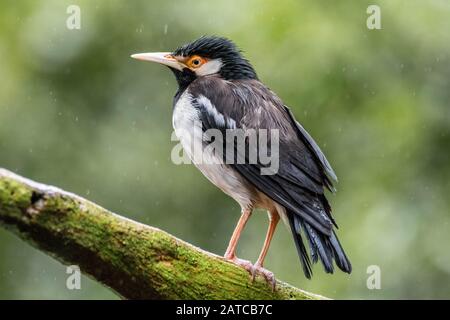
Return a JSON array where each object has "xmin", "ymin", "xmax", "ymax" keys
[{"xmin": 132, "ymin": 36, "xmax": 351, "ymax": 288}]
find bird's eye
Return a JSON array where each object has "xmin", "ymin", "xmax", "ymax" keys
[{"xmin": 187, "ymin": 55, "xmax": 206, "ymax": 69}]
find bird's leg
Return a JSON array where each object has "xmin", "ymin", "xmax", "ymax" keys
[
  {"xmin": 224, "ymin": 209, "xmax": 253, "ymax": 271},
  {"xmin": 251, "ymin": 210, "xmax": 280, "ymax": 290}
]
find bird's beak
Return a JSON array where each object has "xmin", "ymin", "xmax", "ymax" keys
[{"xmin": 130, "ymin": 52, "xmax": 183, "ymax": 71}]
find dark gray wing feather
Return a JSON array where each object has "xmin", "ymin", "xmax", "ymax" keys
[
  {"xmin": 189, "ymin": 77, "xmax": 336, "ymax": 234},
  {"xmin": 284, "ymin": 107, "xmax": 337, "ymax": 189}
]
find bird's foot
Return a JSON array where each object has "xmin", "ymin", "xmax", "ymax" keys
[
  {"xmin": 251, "ymin": 263, "xmax": 276, "ymax": 291},
  {"xmin": 224, "ymin": 254, "xmax": 253, "ymax": 273}
]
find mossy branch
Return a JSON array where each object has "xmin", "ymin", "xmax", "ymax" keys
[{"xmin": 0, "ymin": 168, "xmax": 326, "ymax": 300}]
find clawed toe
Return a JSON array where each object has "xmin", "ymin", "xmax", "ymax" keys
[
  {"xmin": 224, "ymin": 255, "xmax": 276, "ymax": 291},
  {"xmin": 251, "ymin": 264, "xmax": 276, "ymax": 291}
]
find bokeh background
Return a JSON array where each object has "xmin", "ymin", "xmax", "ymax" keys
[{"xmin": 1, "ymin": 0, "xmax": 449, "ymax": 299}]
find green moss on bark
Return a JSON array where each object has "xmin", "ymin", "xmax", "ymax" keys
[{"xmin": 0, "ymin": 168, "xmax": 326, "ymax": 300}]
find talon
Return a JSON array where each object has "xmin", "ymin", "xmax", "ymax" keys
[
  {"xmin": 250, "ymin": 266, "xmax": 257, "ymax": 282},
  {"xmin": 249, "ymin": 263, "xmax": 276, "ymax": 291}
]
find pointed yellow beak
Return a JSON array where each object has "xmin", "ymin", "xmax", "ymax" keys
[{"xmin": 131, "ymin": 52, "xmax": 183, "ymax": 71}]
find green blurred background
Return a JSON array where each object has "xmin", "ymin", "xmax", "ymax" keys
[{"xmin": 1, "ymin": 0, "xmax": 449, "ymax": 299}]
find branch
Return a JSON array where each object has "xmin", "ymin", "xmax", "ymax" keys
[{"xmin": 0, "ymin": 168, "xmax": 326, "ymax": 300}]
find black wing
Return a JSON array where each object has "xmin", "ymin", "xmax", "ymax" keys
[
  {"xmin": 189, "ymin": 77, "xmax": 336, "ymax": 232},
  {"xmin": 189, "ymin": 76, "xmax": 351, "ymax": 276}
]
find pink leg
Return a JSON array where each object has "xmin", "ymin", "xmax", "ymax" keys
[
  {"xmin": 224, "ymin": 209, "xmax": 253, "ymax": 271},
  {"xmin": 251, "ymin": 210, "xmax": 280, "ymax": 290}
]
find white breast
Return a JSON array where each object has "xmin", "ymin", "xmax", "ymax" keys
[{"xmin": 172, "ymin": 91, "xmax": 255, "ymax": 209}]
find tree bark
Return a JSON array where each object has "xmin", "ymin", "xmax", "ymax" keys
[{"xmin": 0, "ymin": 168, "xmax": 327, "ymax": 300}]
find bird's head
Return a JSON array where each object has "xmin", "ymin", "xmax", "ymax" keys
[{"xmin": 131, "ymin": 36, "xmax": 257, "ymax": 88}]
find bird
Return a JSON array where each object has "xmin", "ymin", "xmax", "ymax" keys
[{"xmin": 131, "ymin": 36, "xmax": 351, "ymax": 289}]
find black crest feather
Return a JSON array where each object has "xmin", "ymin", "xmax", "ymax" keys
[{"xmin": 172, "ymin": 36, "xmax": 258, "ymax": 80}]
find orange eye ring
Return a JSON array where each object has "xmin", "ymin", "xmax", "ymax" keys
[{"xmin": 186, "ymin": 55, "xmax": 206, "ymax": 69}]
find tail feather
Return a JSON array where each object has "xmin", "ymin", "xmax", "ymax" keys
[
  {"xmin": 288, "ymin": 210, "xmax": 352, "ymax": 277},
  {"xmin": 302, "ymin": 221, "xmax": 334, "ymax": 273},
  {"xmin": 288, "ymin": 214, "xmax": 313, "ymax": 279},
  {"xmin": 329, "ymin": 230, "xmax": 352, "ymax": 273}
]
